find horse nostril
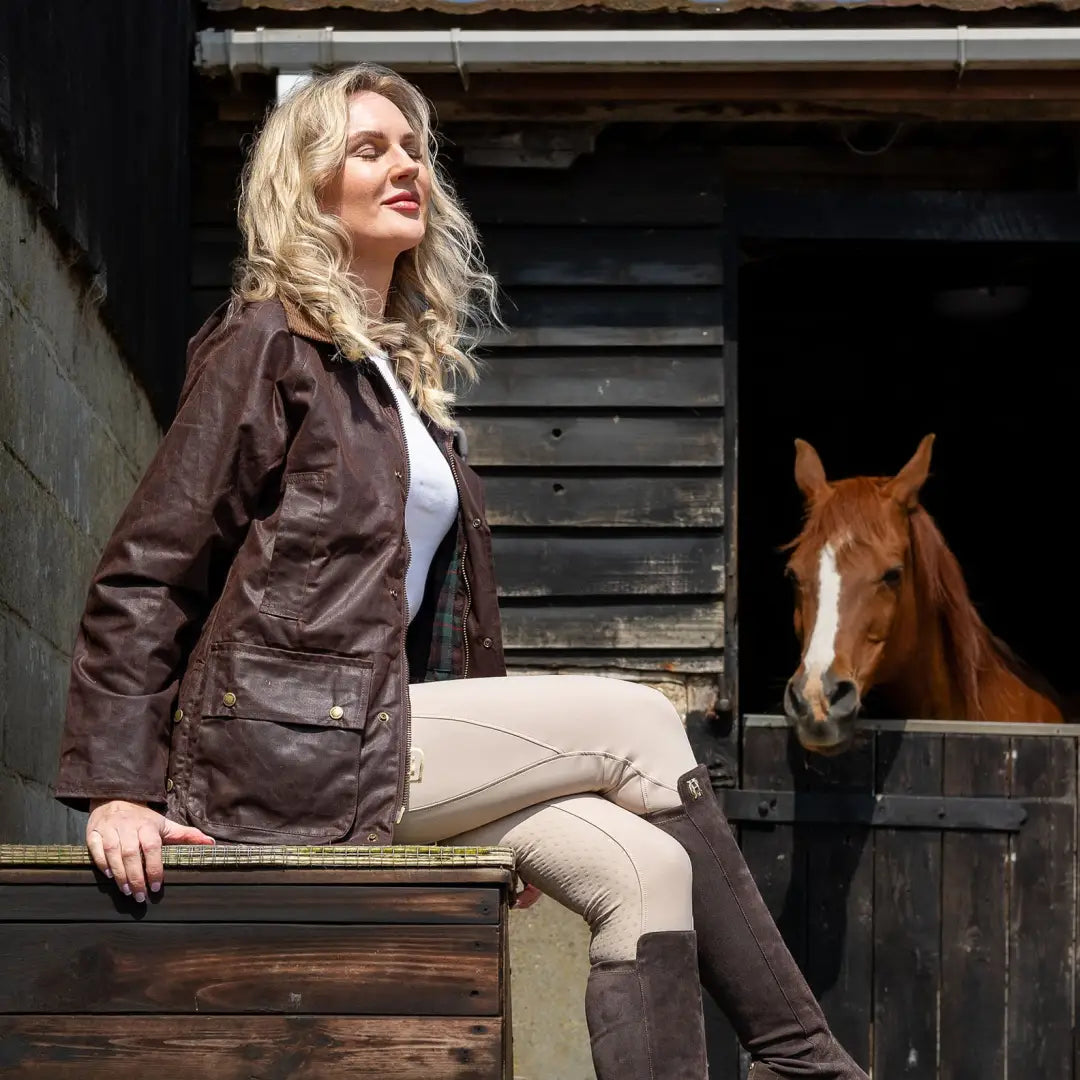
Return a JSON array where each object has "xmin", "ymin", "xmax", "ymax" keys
[{"xmin": 829, "ymin": 679, "xmax": 859, "ymax": 716}]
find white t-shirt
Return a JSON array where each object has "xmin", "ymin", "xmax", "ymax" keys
[{"xmin": 371, "ymin": 355, "xmax": 459, "ymax": 623}]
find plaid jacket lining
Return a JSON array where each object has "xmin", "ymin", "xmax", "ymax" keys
[{"xmin": 423, "ymin": 517, "xmax": 467, "ymax": 681}]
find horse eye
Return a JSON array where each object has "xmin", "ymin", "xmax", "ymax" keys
[
  {"xmin": 881, "ymin": 565, "xmax": 903, "ymax": 587},
  {"xmin": 784, "ymin": 567, "xmax": 800, "ymax": 587}
]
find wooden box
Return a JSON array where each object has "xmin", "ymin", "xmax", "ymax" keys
[{"xmin": 0, "ymin": 844, "xmax": 516, "ymax": 1079}]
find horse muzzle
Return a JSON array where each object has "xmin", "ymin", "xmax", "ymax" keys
[{"xmin": 783, "ymin": 668, "xmax": 861, "ymax": 754}]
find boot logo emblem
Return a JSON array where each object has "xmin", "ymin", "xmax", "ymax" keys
[{"xmin": 687, "ymin": 777, "xmax": 703, "ymax": 800}]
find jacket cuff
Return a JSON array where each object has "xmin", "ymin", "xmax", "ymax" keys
[{"xmin": 56, "ymin": 668, "xmax": 175, "ymax": 814}]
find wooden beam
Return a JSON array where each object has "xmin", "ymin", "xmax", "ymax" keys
[
  {"xmin": 0, "ymin": 923, "xmax": 499, "ymax": 1015},
  {"xmin": 493, "ymin": 533, "xmax": 726, "ymax": 597},
  {"xmin": 443, "ymin": 100, "xmax": 1080, "ymax": 123},
  {"xmin": 462, "ymin": 350, "xmax": 724, "ymax": 408},
  {"xmin": 205, "ymin": 69, "xmax": 1080, "ymax": 123},
  {"xmin": 500, "ymin": 600, "xmax": 724, "ymax": 650},
  {"xmin": 0, "ymin": 884, "xmax": 500, "ymax": 923},
  {"xmin": 719, "ymin": 145, "xmax": 1071, "ymax": 189},
  {"xmin": 461, "ymin": 415, "xmax": 724, "ymax": 468},
  {"xmin": 481, "ymin": 226, "xmax": 724, "ymax": 287},
  {"xmin": 0, "ymin": 1016, "xmax": 502, "ymax": 1078},
  {"xmin": 417, "ymin": 70, "xmax": 1080, "ymax": 104},
  {"xmin": 480, "ymin": 475, "xmax": 724, "ymax": 528},
  {"xmin": 727, "ymin": 189, "xmax": 1080, "ymax": 241},
  {"xmin": 507, "ymin": 652, "xmax": 723, "ymax": 674}
]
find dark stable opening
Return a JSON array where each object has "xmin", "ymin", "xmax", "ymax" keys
[{"xmin": 736, "ymin": 238, "xmax": 1080, "ymax": 719}]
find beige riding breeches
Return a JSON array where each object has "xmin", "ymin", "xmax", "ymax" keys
[{"xmin": 394, "ymin": 673, "xmax": 699, "ymax": 963}]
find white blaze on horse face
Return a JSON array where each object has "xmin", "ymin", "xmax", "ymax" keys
[{"xmin": 804, "ymin": 543, "xmax": 841, "ymax": 677}]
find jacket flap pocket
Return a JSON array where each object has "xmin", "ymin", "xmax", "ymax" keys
[{"xmin": 202, "ymin": 643, "xmax": 372, "ymax": 730}]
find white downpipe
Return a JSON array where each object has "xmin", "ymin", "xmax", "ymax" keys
[{"xmin": 197, "ymin": 26, "xmax": 1080, "ymax": 76}]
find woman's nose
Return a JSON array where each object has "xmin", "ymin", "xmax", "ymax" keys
[{"xmin": 389, "ymin": 148, "xmax": 420, "ymax": 178}]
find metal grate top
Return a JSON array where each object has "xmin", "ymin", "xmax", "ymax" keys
[{"xmin": 0, "ymin": 844, "xmax": 516, "ymax": 870}]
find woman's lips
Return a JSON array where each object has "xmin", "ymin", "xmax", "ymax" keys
[{"xmin": 384, "ymin": 195, "xmax": 420, "ymax": 213}]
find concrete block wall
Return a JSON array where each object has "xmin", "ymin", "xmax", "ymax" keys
[{"xmin": 0, "ymin": 159, "xmax": 161, "ymax": 843}]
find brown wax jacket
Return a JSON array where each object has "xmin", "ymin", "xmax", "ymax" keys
[{"xmin": 54, "ymin": 297, "xmax": 506, "ymax": 844}]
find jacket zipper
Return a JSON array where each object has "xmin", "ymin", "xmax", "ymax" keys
[
  {"xmin": 379, "ymin": 366, "xmax": 414, "ymax": 823},
  {"xmin": 446, "ymin": 436, "xmax": 472, "ymax": 680}
]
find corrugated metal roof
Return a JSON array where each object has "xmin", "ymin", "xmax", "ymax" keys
[{"xmin": 206, "ymin": 0, "xmax": 1080, "ymax": 14}]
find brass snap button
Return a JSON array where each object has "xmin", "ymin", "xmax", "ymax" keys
[
  {"xmin": 329, "ymin": 705, "xmax": 344, "ymax": 721},
  {"xmin": 471, "ymin": 517, "xmax": 482, "ymax": 528},
  {"xmin": 482, "ymin": 637, "xmax": 493, "ymax": 649},
  {"xmin": 222, "ymin": 691, "xmax": 237, "ymax": 707},
  {"xmin": 367, "ymin": 833, "xmax": 379, "ymax": 842},
  {"xmin": 389, "ymin": 588, "xmax": 398, "ymax": 598},
  {"xmin": 377, "ymin": 711, "xmax": 390, "ymax": 722},
  {"xmin": 173, "ymin": 708, "xmax": 184, "ymax": 724},
  {"xmin": 165, "ymin": 778, "xmax": 174, "ymax": 793}
]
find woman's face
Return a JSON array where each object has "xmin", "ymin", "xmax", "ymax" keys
[{"xmin": 320, "ymin": 90, "xmax": 430, "ymax": 260}]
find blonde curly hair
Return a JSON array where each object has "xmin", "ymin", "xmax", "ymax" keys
[{"xmin": 233, "ymin": 63, "xmax": 499, "ymax": 428}]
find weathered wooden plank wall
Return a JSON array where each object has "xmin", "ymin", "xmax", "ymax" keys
[
  {"xmin": 0, "ymin": 0, "xmax": 194, "ymax": 422},
  {"xmin": 453, "ymin": 134, "xmax": 726, "ymax": 671}
]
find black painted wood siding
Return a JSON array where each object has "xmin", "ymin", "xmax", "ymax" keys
[
  {"xmin": 0, "ymin": 0, "xmax": 194, "ymax": 423},
  {"xmin": 454, "ymin": 132, "xmax": 726, "ymax": 671}
]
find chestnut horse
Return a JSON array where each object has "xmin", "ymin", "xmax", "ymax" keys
[{"xmin": 782, "ymin": 434, "xmax": 1062, "ymax": 754}]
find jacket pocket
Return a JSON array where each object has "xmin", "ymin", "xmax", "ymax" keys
[
  {"xmin": 188, "ymin": 642, "xmax": 372, "ymax": 842},
  {"xmin": 260, "ymin": 471, "xmax": 326, "ymax": 620}
]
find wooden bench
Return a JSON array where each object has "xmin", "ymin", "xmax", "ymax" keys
[{"xmin": 0, "ymin": 843, "xmax": 517, "ymax": 1078}]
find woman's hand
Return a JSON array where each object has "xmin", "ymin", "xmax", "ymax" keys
[{"xmin": 86, "ymin": 799, "xmax": 215, "ymax": 901}]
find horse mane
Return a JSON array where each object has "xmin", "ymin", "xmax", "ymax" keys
[
  {"xmin": 907, "ymin": 506, "xmax": 995, "ymax": 720},
  {"xmin": 909, "ymin": 504, "xmax": 1066, "ymax": 718}
]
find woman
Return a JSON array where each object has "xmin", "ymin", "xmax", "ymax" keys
[{"xmin": 54, "ymin": 64, "xmax": 867, "ymax": 1080}]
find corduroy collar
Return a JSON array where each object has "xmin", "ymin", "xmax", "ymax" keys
[{"xmin": 280, "ymin": 296, "xmax": 334, "ymax": 345}]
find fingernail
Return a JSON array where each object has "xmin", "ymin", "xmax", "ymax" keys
[
  {"xmin": 104, "ymin": 869, "xmax": 113, "ymax": 878},
  {"xmin": 121, "ymin": 883, "xmax": 131, "ymax": 895},
  {"xmin": 134, "ymin": 891, "xmax": 145, "ymax": 903},
  {"xmin": 150, "ymin": 881, "xmax": 161, "ymax": 893}
]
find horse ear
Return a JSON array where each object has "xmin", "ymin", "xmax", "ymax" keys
[
  {"xmin": 886, "ymin": 434, "xmax": 936, "ymax": 510},
  {"xmin": 794, "ymin": 438, "xmax": 830, "ymax": 504}
]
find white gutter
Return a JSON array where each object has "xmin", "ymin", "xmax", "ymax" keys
[{"xmin": 196, "ymin": 27, "xmax": 1080, "ymax": 76}]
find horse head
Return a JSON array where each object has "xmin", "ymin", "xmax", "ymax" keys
[{"xmin": 782, "ymin": 434, "xmax": 935, "ymax": 754}]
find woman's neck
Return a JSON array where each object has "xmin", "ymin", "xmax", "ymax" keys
[{"xmin": 349, "ymin": 255, "xmax": 395, "ymax": 318}]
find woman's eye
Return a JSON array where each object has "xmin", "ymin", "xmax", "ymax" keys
[{"xmin": 881, "ymin": 565, "xmax": 903, "ymax": 587}]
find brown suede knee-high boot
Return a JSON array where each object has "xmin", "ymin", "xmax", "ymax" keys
[
  {"xmin": 586, "ymin": 930, "xmax": 708, "ymax": 1079},
  {"xmin": 646, "ymin": 766, "xmax": 867, "ymax": 1080}
]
